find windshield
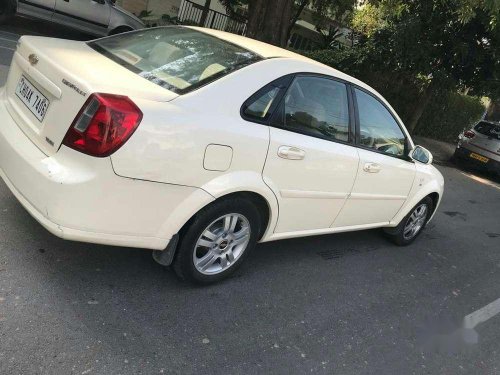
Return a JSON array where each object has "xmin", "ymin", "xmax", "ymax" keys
[
  {"xmin": 88, "ymin": 27, "xmax": 261, "ymax": 94},
  {"xmin": 474, "ymin": 121, "xmax": 500, "ymax": 140}
]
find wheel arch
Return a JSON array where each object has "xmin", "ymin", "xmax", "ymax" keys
[
  {"xmin": 390, "ymin": 188, "xmax": 442, "ymax": 227},
  {"xmin": 154, "ymin": 187, "xmax": 275, "ymax": 267},
  {"xmin": 427, "ymin": 191, "xmax": 440, "ymax": 215},
  {"xmin": 178, "ymin": 190, "xmax": 274, "ymax": 242}
]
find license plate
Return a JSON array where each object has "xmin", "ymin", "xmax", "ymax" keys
[
  {"xmin": 15, "ymin": 75, "xmax": 50, "ymax": 122},
  {"xmin": 469, "ymin": 152, "xmax": 489, "ymax": 163}
]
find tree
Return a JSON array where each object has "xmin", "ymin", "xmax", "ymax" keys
[
  {"xmin": 247, "ymin": 0, "xmax": 294, "ymax": 46},
  {"xmin": 286, "ymin": 0, "xmax": 310, "ymax": 44},
  {"xmin": 220, "ymin": 0, "xmax": 356, "ymax": 47},
  {"xmin": 315, "ymin": 25, "xmax": 344, "ymax": 49},
  {"xmin": 199, "ymin": 0, "xmax": 212, "ymax": 26},
  {"xmin": 354, "ymin": 0, "xmax": 500, "ymax": 132}
]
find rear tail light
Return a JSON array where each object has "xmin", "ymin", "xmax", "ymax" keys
[
  {"xmin": 62, "ymin": 93, "xmax": 143, "ymax": 157},
  {"xmin": 463, "ymin": 130, "xmax": 475, "ymax": 139}
]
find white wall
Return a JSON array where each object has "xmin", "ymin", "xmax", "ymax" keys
[
  {"xmin": 143, "ymin": 0, "xmax": 228, "ymax": 17},
  {"xmin": 147, "ymin": 0, "xmax": 182, "ymax": 17},
  {"xmin": 190, "ymin": 0, "xmax": 228, "ymax": 15}
]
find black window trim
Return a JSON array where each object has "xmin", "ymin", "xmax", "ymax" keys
[
  {"xmin": 240, "ymin": 74, "xmax": 295, "ymax": 125},
  {"xmin": 253, "ymin": 72, "xmax": 356, "ymax": 147},
  {"xmin": 350, "ymin": 84, "xmax": 413, "ymax": 162}
]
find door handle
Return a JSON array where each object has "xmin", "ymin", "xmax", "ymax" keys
[
  {"xmin": 278, "ymin": 146, "xmax": 305, "ymax": 160},
  {"xmin": 363, "ymin": 162, "xmax": 381, "ymax": 173}
]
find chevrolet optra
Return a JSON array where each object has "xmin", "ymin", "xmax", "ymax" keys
[{"xmin": 0, "ymin": 27, "xmax": 444, "ymax": 284}]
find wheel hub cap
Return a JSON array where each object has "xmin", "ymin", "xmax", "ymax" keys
[
  {"xmin": 403, "ymin": 204, "xmax": 428, "ymax": 240},
  {"xmin": 193, "ymin": 213, "xmax": 251, "ymax": 275}
]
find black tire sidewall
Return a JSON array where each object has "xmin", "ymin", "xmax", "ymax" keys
[{"xmin": 173, "ymin": 198, "xmax": 261, "ymax": 285}]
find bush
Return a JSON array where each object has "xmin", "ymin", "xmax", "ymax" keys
[{"xmin": 414, "ymin": 92, "xmax": 485, "ymax": 143}]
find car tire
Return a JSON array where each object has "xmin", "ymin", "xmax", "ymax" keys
[
  {"xmin": 384, "ymin": 196, "xmax": 433, "ymax": 246},
  {"xmin": 0, "ymin": 0, "xmax": 16, "ymax": 24},
  {"xmin": 173, "ymin": 197, "xmax": 261, "ymax": 285}
]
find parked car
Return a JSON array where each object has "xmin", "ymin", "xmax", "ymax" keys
[
  {"xmin": 454, "ymin": 120, "xmax": 500, "ymax": 175},
  {"xmin": 0, "ymin": 0, "xmax": 144, "ymax": 36},
  {"xmin": 0, "ymin": 27, "xmax": 444, "ymax": 284}
]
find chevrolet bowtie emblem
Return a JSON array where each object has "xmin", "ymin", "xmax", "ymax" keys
[{"xmin": 28, "ymin": 53, "xmax": 39, "ymax": 66}]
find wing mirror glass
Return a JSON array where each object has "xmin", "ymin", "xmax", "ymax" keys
[{"xmin": 410, "ymin": 145, "xmax": 433, "ymax": 164}]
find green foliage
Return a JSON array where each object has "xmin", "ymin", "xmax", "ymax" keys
[
  {"xmin": 360, "ymin": 0, "xmax": 500, "ymax": 98},
  {"xmin": 456, "ymin": 0, "xmax": 500, "ymax": 26},
  {"xmin": 161, "ymin": 14, "xmax": 179, "ymax": 24},
  {"xmin": 351, "ymin": 3, "xmax": 385, "ymax": 36},
  {"xmin": 138, "ymin": 10, "xmax": 152, "ymax": 18},
  {"xmin": 311, "ymin": 0, "xmax": 356, "ymax": 25},
  {"xmin": 415, "ymin": 92, "xmax": 486, "ymax": 143}
]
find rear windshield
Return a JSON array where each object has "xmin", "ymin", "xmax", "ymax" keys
[
  {"xmin": 474, "ymin": 121, "xmax": 500, "ymax": 140},
  {"xmin": 88, "ymin": 27, "xmax": 261, "ymax": 94}
]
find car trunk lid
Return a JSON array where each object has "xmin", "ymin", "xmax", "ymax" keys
[{"xmin": 3, "ymin": 36, "xmax": 177, "ymax": 157}]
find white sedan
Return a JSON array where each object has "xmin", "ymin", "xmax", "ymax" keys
[{"xmin": 0, "ymin": 26, "xmax": 444, "ymax": 284}]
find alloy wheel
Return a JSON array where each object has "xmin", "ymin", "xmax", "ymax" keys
[
  {"xmin": 403, "ymin": 204, "xmax": 428, "ymax": 240},
  {"xmin": 193, "ymin": 213, "xmax": 251, "ymax": 275}
]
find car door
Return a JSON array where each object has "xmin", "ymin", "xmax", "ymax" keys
[
  {"xmin": 17, "ymin": 0, "xmax": 55, "ymax": 20},
  {"xmin": 333, "ymin": 87, "xmax": 416, "ymax": 228},
  {"xmin": 261, "ymin": 75, "xmax": 360, "ymax": 233},
  {"xmin": 53, "ymin": 0, "xmax": 110, "ymax": 35}
]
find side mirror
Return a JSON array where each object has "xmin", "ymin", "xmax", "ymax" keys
[{"xmin": 410, "ymin": 145, "xmax": 433, "ymax": 164}]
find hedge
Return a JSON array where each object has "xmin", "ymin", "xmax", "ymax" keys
[
  {"xmin": 414, "ymin": 92, "xmax": 485, "ymax": 143},
  {"xmin": 304, "ymin": 49, "xmax": 486, "ymax": 143}
]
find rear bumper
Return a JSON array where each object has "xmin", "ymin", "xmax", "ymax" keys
[
  {"xmin": 0, "ymin": 94, "xmax": 210, "ymax": 250},
  {"xmin": 454, "ymin": 145, "xmax": 500, "ymax": 174}
]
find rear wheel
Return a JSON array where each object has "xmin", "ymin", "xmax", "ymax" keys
[
  {"xmin": 0, "ymin": 0, "xmax": 16, "ymax": 24},
  {"xmin": 384, "ymin": 197, "xmax": 433, "ymax": 246},
  {"xmin": 173, "ymin": 198, "xmax": 260, "ymax": 285}
]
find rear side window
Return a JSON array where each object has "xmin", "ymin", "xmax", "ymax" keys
[
  {"xmin": 474, "ymin": 121, "xmax": 500, "ymax": 140},
  {"xmin": 242, "ymin": 75, "xmax": 293, "ymax": 122},
  {"xmin": 89, "ymin": 27, "xmax": 261, "ymax": 94},
  {"xmin": 355, "ymin": 88, "xmax": 406, "ymax": 157},
  {"xmin": 282, "ymin": 76, "xmax": 350, "ymax": 142}
]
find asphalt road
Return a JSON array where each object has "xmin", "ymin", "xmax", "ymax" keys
[{"xmin": 1, "ymin": 18, "xmax": 500, "ymax": 375}]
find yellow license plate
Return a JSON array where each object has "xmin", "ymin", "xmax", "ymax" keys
[{"xmin": 469, "ymin": 152, "xmax": 489, "ymax": 163}]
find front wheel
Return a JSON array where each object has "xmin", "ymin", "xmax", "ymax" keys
[
  {"xmin": 173, "ymin": 198, "xmax": 261, "ymax": 285},
  {"xmin": 384, "ymin": 197, "xmax": 433, "ymax": 246}
]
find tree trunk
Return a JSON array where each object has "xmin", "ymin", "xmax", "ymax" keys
[
  {"xmin": 246, "ymin": 0, "xmax": 293, "ymax": 47},
  {"xmin": 407, "ymin": 83, "xmax": 434, "ymax": 133},
  {"xmin": 199, "ymin": 0, "xmax": 212, "ymax": 27},
  {"xmin": 285, "ymin": 0, "xmax": 309, "ymax": 46}
]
